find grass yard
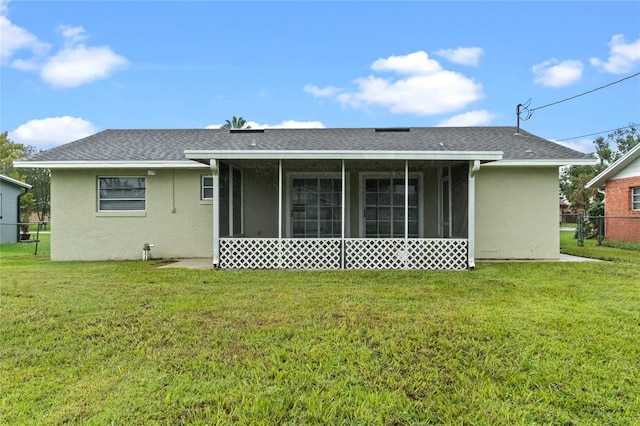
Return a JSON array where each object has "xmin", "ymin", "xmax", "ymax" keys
[{"xmin": 1, "ymin": 235, "xmax": 639, "ymax": 424}]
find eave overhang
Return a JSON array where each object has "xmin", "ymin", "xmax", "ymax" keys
[
  {"xmin": 184, "ymin": 149, "xmax": 505, "ymax": 162},
  {"xmin": 0, "ymin": 174, "xmax": 32, "ymax": 189},
  {"xmin": 482, "ymin": 158, "xmax": 598, "ymax": 167},
  {"xmin": 586, "ymin": 143, "xmax": 640, "ymax": 189},
  {"xmin": 13, "ymin": 160, "xmax": 209, "ymax": 169}
]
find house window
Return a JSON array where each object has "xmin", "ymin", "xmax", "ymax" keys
[
  {"xmin": 291, "ymin": 177, "xmax": 342, "ymax": 238},
  {"xmin": 202, "ymin": 175, "xmax": 213, "ymax": 200},
  {"xmin": 633, "ymin": 187, "xmax": 640, "ymax": 210},
  {"xmin": 364, "ymin": 177, "xmax": 419, "ymax": 238},
  {"xmin": 98, "ymin": 177, "xmax": 146, "ymax": 211}
]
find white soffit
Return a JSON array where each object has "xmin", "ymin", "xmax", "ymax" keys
[
  {"xmin": 184, "ymin": 150, "xmax": 504, "ymax": 161},
  {"xmin": 483, "ymin": 158, "xmax": 598, "ymax": 167},
  {"xmin": 13, "ymin": 160, "xmax": 209, "ymax": 169}
]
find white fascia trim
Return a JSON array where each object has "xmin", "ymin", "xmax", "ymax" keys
[
  {"xmin": 0, "ymin": 174, "xmax": 32, "ymax": 189},
  {"xmin": 184, "ymin": 150, "xmax": 504, "ymax": 161},
  {"xmin": 13, "ymin": 160, "xmax": 208, "ymax": 169},
  {"xmin": 586, "ymin": 143, "xmax": 640, "ymax": 189},
  {"xmin": 483, "ymin": 158, "xmax": 598, "ymax": 167}
]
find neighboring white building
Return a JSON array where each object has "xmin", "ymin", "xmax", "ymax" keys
[
  {"xmin": 0, "ymin": 174, "xmax": 32, "ymax": 244},
  {"xmin": 15, "ymin": 127, "xmax": 595, "ymax": 269}
]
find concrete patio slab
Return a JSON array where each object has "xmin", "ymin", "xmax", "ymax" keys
[
  {"xmin": 158, "ymin": 258, "xmax": 213, "ymax": 270},
  {"xmin": 157, "ymin": 254, "xmax": 600, "ymax": 270},
  {"xmin": 559, "ymin": 253, "xmax": 601, "ymax": 262}
]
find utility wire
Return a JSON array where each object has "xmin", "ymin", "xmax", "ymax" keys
[
  {"xmin": 530, "ymin": 72, "xmax": 640, "ymax": 112},
  {"xmin": 555, "ymin": 123, "xmax": 638, "ymax": 141}
]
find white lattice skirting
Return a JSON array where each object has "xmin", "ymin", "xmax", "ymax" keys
[
  {"xmin": 345, "ymin": 238, "xmax": 468, "ymax": 270},
  {"xmin": 220, "ymin": 238, "xmax": 342, "ymax": 269},
  {"xmin": 220, "ymin": 238, "xmax": 469, "ymax": 270}
]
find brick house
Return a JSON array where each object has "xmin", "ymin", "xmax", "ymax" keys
[{"xmin": 587, "ymin": 143, "xmax": 640, "ymax": 243}]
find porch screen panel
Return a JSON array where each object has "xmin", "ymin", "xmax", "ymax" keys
[
  {"xmin": 232, "ymin": 167, "xmax": 242, "ymax": 235},
  {"xmin": 365, "ymin": 178, "xmax": 418, "ymax": 238},
  {"xmin": 292, "ymin": 178, "xmax": 342, "ymax": 238}
]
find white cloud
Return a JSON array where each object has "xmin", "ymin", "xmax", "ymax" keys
[
  {"xmin": 207, "ymin": 120, "xmax": 326, "ymax": 129},
  {"xmin": 371, "ymin": 51, "xmax": 442, "ymax": 75},
  {"xmin": 303, "ymin": 84, "xmax": 343, "ymax": 97},
  {"xmin": 307, "ymin": 51, "xmax": 483, "ymax": 116},
  {"xmin": 251, "ymin": 120, "xmax": 325, "ymax": 129},
  {"xmin": 10, "ymin": 116, "xmax": 98, "ymax": 150},
  {"xmin": 434, "ymin": 47, "xmax": 483, "ymax": 66},
  {"xmin": 590, "ymin": 34, "xmax": 640, "ymax": 74},
  {"xmin": 41, "ymin": 44, "xmax": 127, "ymax": 88},
  {"xmin": 437, "ymin": 110, "xmax": 498, "ymax": 127},
  {"xmin": 337, "ymin": 73, "xmax": 482, "ymax": 115},
  {"xmin": 554, "ymin": 138, "xmax": 593, "ymax": 154},
  {"xmin": 0, "ymin": 15, "xmax": 50, "ymax": 64},
  {"xmin": 1, "ymin": 1, "xmax": 127, "ymax": 88},
  {"xmin": 58, "ymin": 24, "xmax": 87, "ymax": 47},
  {"xmin": 10, "ymin": 57, "xmax": 40, "ymax": 71},
  {"xmin": 532, "ymin": 58, "xmax": 584, "ymax": 88}
]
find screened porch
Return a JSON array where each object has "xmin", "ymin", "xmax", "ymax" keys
[{"xmin": 191, "ymin": 154, "xmax": 490, "ymax": 271}]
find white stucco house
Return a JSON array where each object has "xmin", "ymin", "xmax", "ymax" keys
[{"xmin": 15, "ymin": 126, "xmax": 594, "ymax": 269}]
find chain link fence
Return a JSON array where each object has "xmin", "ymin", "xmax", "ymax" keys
[{"xmin": 566, "ymin": 214, "xmax": 640, "ymax": 247}]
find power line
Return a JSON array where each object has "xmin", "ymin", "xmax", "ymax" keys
[
  {"xmin": 530, "ymin": 72, "xmax": 640, "ymax": 112},
  {"xmin": 555, "ymin": 123, "xmax": 638, "ymax": 142},
  {"xmin": 517, "ymin": 72, "xmax": 640, "ymax": 127}
]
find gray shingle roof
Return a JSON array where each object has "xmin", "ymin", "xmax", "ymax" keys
[{"xmin": 24, "ymin": 127, "xmax": 592, "ymax": 162}]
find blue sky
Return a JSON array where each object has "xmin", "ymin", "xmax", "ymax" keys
[{"xmin": 2, "ymin": 1, "xmax": 639, "ymax": 153}]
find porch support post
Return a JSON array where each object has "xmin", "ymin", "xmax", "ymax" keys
[
  {"xmin": 341, "ymin": 159, "xmax": 346, "ymax": 269},
  {"xmin": 278, "ymin": 160, "xmax": 283, "ymax": 239},
  {"xmin": 278, "ymin": 159, "xmax": 283, "ymax": 268},
  {"xmin": 468, "ymin": 160, "xmax": 480, "ymax": 270},
  {"xmin": 228, "ymin": 166, "xmax": 234, "ymax": 236},
  {"xmin": 404, "ymin": 159, "xmax": 409, "ymax": 269},
  {"xmin": 210, "ymin": 159, "xmax": 220, "ymax": 268},
  {"xmin": 404, "ymin": 159, "xmax": 409, "ymax": 240}
]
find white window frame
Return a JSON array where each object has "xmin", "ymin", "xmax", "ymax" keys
[
  {"xmin": 358, "ymin": 172, "xmax": 424, "ymax": 238},
  {"xmin": 286, "ymin": 172, "xmax": 349, "ymax": 238},
  {"xmin": 632, "ymin": 187, "xmax": 640, "ymax": 211},
  {"xmin": 97, "ymin": 176, "xmax": 146, "ymax": 212},
  {"xmin": 201, "ymin": 175, "xmax": 214, "ymax": 200}
]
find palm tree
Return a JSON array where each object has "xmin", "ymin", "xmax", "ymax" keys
[{"xmin": 221, "ymin": 116, "xmax": 250, "ymax": 129}]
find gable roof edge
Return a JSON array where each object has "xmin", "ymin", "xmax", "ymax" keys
[
  {"xmin": 483, "ymin": 158, "xmax": 598, "ymax": 167},
  {"xmin": 586, "ymin": 143, "xmax": 640, "ymax": 188},
  {"xmin": 13, "ymin": 160, "xmax": 209, "ymax": 170},
  {"xmin": 0, "ymin": 173, "xmax": 32, "ymax": 189}
]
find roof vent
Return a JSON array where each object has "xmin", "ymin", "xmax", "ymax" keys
[
  {"xmin": 374, "ymin": 127, "xmax": 410, "ymax": 132},
  {"xmin": 230, "ymin": 129, "xmax": 265, "ymax": 133}
]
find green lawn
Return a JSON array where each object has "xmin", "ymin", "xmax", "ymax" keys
[{"xmin": 1, "ymin": 236, "xmax": 639, "ymax": 424}]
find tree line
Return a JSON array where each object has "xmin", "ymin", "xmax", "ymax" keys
[{"xmin": 0, "ymin": 132, "xmax": 50, "ymax": 225}]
